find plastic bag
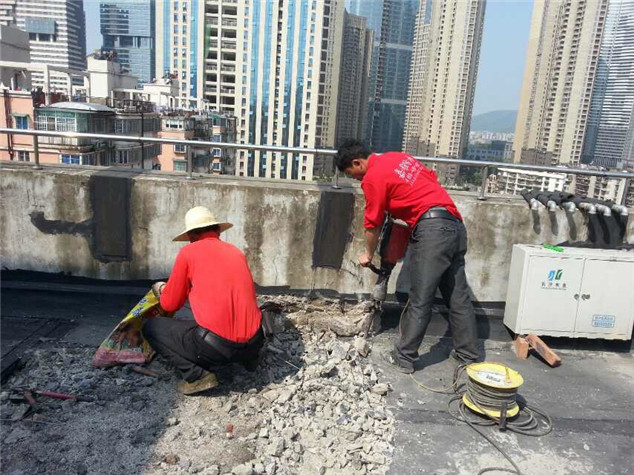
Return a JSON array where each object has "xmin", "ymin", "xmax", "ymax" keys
[{"xmin": 92, "ymin": 290, "xmax": 171, "ymax": 368}]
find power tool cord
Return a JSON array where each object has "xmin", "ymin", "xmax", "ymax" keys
[{"xmin": 399, "ymin": 301, "xmax": 553, "ymax": 475}]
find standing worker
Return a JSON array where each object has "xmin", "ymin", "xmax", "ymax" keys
[
  {"xmin": 335, "ymin": 140, "xmax": 479, "ymax": 373},
  {"xmin": 143, "ymin": 206, "xmax": 263, "ymax": 395}
]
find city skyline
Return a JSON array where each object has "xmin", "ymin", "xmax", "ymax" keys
[
  {"xmin": 2, "ymin": 0, "xmax": 631, "ymax": 176},
  {"xmin": 84, "ymin": 0, "xmax": 534, "ymax": 117}
]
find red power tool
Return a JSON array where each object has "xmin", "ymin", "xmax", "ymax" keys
[{"xmin": 362, "ymin": 217, "xmax": 410, "ymax": 336}]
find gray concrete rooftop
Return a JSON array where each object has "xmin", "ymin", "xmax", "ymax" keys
[{"xmin": 2, "ymin": 276, "xmax": 632, "ymax": 475}]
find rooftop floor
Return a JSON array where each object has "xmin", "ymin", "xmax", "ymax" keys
[{"xmin": 1, "ymin": 275, "xmax": 633, "ymax": 475}]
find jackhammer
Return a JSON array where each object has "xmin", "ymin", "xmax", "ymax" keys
[{"xmin": 361, "ymin": 217, "xmax": 411, "ymax": 336}]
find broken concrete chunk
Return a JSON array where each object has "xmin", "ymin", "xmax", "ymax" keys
[
  {"xmin": 371, "ymin": 383, "xmax": 391, "ymax": 396},
  {"xmin": 353, "ymin": 337, "xmax": 370, "ymax": 357}
]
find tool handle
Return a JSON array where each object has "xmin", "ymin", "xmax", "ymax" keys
[
  {"xmin": 23, "ymin": 390, "xmax": 37, "ymax": 406},
  {"xmin": 130, "ymin": 365, "xmax": 160, "ymax": 378},
  {"xmin": 34, "ymin": 390, "xmax": 78, "ymax": 401},
  {"xmin": 367, "ymin": 263, "xmax": 382, "ymax": 275}
]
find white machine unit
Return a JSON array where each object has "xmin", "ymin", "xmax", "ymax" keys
[{"xmin": 504, "ymin": 245, "xmax": 634, "ymax": 340}]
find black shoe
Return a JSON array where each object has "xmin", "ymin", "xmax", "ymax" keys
[
  {"xmin": 450, "ymin": 350, "xmax": 478, "ymax": 366},
  {"xmin": 241, "ymin": 357, "xmax": 259, "ymax": 372},
  {"xmin": 381, "ymin": 351, "xmax": 414, "ymax": 374}
]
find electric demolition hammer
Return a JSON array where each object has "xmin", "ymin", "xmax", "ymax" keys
[{"xmin": 362, "ymin": 217, "xmax": 411, "ymax": 336}]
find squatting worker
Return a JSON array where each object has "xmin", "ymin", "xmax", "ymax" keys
[
  {"xmin": 143, "ymin": 206, "xmax": 263, "ymax": 395},
  {"xmin": 335, "ymin": 140, "xmax": 479, "ymax": 373}
]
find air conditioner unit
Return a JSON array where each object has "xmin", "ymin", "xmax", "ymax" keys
[{"xmin": 504, "ymin": 245, "xmax": 634, "ymax": 340}]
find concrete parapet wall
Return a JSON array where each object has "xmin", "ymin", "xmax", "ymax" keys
[{"xmin": 2, "ymin": 164, "xmax": 632, "ymax": 302}]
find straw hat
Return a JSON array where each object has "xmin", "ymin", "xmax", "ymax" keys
[{"xmin": 172, "ymin": 206, "xmax": 233, "ymax": 241}]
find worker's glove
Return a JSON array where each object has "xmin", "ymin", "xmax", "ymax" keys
[{"xmin": 152, "ymin": 281, "xmax": 167, "ymax": 299}]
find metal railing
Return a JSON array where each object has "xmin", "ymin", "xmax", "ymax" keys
[{"xmin": 2, "ymin": 128, "xmax": 633, "ymax": 205}]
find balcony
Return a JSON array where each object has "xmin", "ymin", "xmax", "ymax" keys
[{"xmin": 107, "ymin": 98, "xmax": 155, "ymax": 114}]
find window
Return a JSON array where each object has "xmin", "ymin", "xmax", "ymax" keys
[
  {"xmin": 213, "ymin": 134, "xmax": 222, "ymax": 142},
  {"xmin": 60, "ymin": 154, "xmax": 81, "ymax": 165},
  {"xmin": 18, "ymin": 151, "xmax": 30, "ymax": 162},
  {"xmin": 174, "ymin": 144, "xmax": 187, "ymax": 153},
  {"xmin": 173, "ymin": 159, "xmax": 187, "ymax": 171},
  {"xmin": 115, "ymin": 150, "xmax": 130, "ymax": 164},
  {"xmin": 213, "ymin": 148, "xmax": 221, "ymax": 157},
  {"xmin": 15, "ymin": 116, "xmax": 28, "ymax": 129}
]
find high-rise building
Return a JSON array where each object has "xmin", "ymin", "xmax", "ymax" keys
[
  {"xmin": 100, "ymin": 0, "xmax": 156, "ymax": 84},
  {"xmin": 156, "ymin": 0, "xmax": 345, "ymax": 181},
  {"xmin": 0, "ymin": 0, "xmax": 87, "ymax": 88},
  {"xmin": 335, "ymin": 11, "xmax": 373, "ymax": 146},
  {"xmin": 581, "ymin": 0, "xmax": 634, "ymax": 170},
  {"xmin": 513, "ymin": 0, "xmax": 610, "ymax": 167},
  {"xmin": 402, "ymin": 0, "xmax": 486, "ymax": 183},
  {"xmin": 371, "ymin": 0, "xmax": 419, "ymax": 153},
  {"xmin": 346, "ymin": 0, "xmax": 384, "ymax": 143},
  {"xmin": 155, "ymin": 0, "xmax": 204, "ymax": 109}
]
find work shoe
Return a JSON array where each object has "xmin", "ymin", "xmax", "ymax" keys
[
  {"xmin": 449, "ymin": 349, "xmax": 478, "ymax": 367},
  {"xmin": 381, "ymin": 351, "xmax": 414, "ymax": 374},
  {"xmin": 241, "ymin": 356, "xmax": 260, "ymax": 372},
  {"xmin": 177, "ymin": 372, "xmax": 219, "ymax": 395}
]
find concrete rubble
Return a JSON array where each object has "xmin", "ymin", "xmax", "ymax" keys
[{"xmin": 1, "ymin": 297, "xmax": 394, "ymax": 474}]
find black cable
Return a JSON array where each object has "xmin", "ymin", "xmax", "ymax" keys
[{"xmin": 399, "ymin": 299, "xmax": 553, "ymax": 473}]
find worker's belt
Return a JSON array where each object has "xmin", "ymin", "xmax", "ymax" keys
[
  {"xmin": 195, "ymin": 326, "xmax": 263, "ymax": 349},
  {"xmin": 419, "ymin": 207, "xmax": 460, "ymax": 222}
]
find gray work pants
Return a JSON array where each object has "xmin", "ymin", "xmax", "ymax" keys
[{"xmin": 394, "ymin": 217, "xmax": 479, "ymax": 369}]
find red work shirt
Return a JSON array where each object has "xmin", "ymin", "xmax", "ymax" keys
[
  {"xmin": 361, "ymin": 152, "xmax": 462, "ymax": 229},
  {"xmin": 160, "ymin": 231, "xmax": 262, "ymax": 342}
]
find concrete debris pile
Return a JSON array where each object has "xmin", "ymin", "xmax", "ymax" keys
[
  {"xmin": 258, "ymin": 295, "xmax": 374, "ymax": 337},
  {"xmin": 1, "ymin": 312, "xmax": 394, "ymax": 475},
  {"xmin": 247, "ymin": 330, "xmax": 394, "ymax": 475}
]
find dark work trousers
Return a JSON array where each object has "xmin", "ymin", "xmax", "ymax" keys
[
  {"xmin": 394, "ymin": 217, "xmax": 479, "ymax": 370},
  {"xmin": 142, "ymin": 317, "xmax": 263, "ymax": 382}
]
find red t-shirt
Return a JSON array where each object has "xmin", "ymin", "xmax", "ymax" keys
[
  {"xmin": 160, "ymin": 231, "xmax": 262, "ymax": 342},
  {"xmin": 361, "ymin": 152, "xmax": 462, "ymax": 229}
]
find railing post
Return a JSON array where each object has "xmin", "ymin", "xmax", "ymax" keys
[
  {"xmin": 621, "ymin": 178, "xmax": 631, "ymax": 207},
  {"xmin": 32, "ymin": 134, "xmax": 42, "ymax": 170},
  {"xmin": 332, "ymin": 167, "xmax": 341, "ymax": 189},
  {"xmin": 478, "ymin": 165, "xmax": 488, "ymax": 201}
]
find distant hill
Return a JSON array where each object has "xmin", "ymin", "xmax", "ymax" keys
[{"xmin": 470, "ymin": 110, "xmax": 517, "ymax": 133}]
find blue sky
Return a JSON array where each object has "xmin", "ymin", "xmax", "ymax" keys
[{"xmin": 84, "ymin": 0, "xmax": 533, "ymax": 115}]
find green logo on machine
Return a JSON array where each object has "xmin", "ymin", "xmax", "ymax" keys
[{"xmin": 542, "ymin": 269, "xmax": 566, "ymax": 290}]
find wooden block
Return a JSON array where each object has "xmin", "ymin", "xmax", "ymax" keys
[
  {"xmin": 525, "ymin": 334, "xmax": 562, "ymax": 367},
  {"xmin": 513, "ymin": 336, "xmax": 529, "ymax": 359}
]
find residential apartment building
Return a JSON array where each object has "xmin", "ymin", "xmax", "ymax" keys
[
  {"xmin": 581, "ymin": 0, "xmax": 634, "ymax": 170},
  {"xmin": 496, "ymin": 168, "xmax": 568, "ymax": 196},
  {"xmin": 402, "ymin": 0, "xmax": 486, "ymax": 183},
  {"xmin": 466, "ymin": 140, "xmax": 513, "ymax": 163},
  {"xmin": 571, "ymin": 171, "xmax": 632, "ymax": 203},
  {"xmin": 156, "ymin": 0, "xmax": 345, "ymax": 180},
  {"xmin": 371, "ymin": 0, "xmax": 419, "ymax": 153},
  {"xmin": 513, "ymin": 0, "xmax": 609, "ymax": 167},
  {"xmin": 100, "ymin": 0, "xmax": 156, "ymax": 84},
  {"xmin": 0, "ymin": 0, "xmax": 87, "ymax": 88},
  {"xmin": 335, "ymin": 11, "xmax": 373, "ymax": 146},
  {"xmin": 157, "ymin": 110, "xmax": 236, "ymax": 174},
  {"xmin": 346, "ymin": 0, "xmax": 384, "ymax": 143}
]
